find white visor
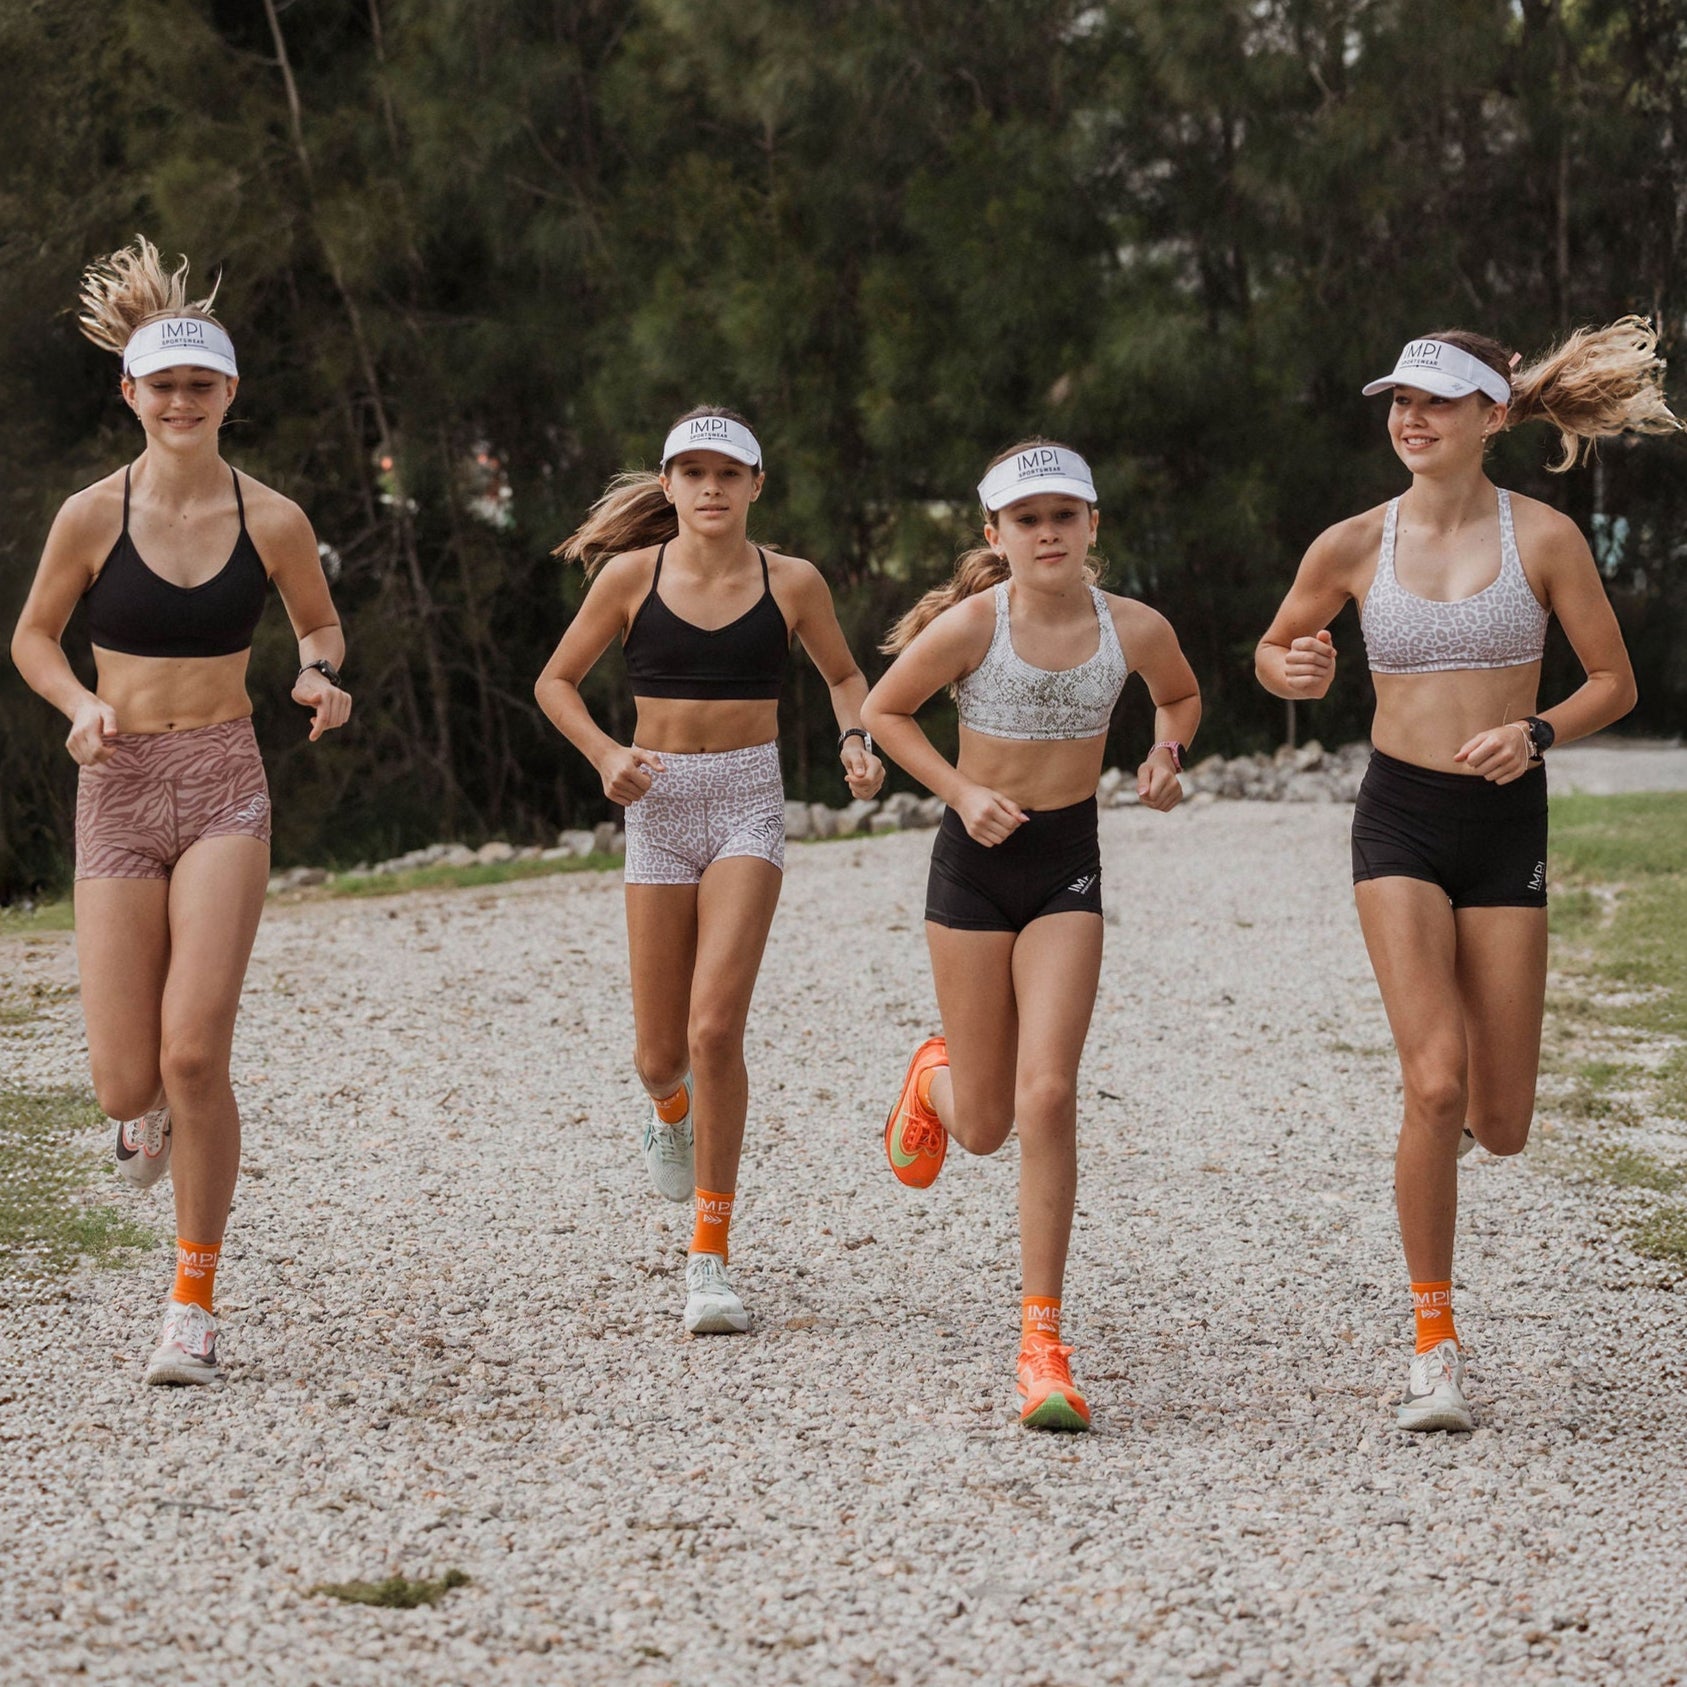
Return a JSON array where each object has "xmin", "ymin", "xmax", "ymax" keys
[
  {"xmin": 977, "ymin": 444, "xmax": 1097, "ymax": 513},
  {"xmin": 1361, "ymin": 338, "xmax": 1509, "ymax": 405},
  {"xmin": 122, "ymin": 316, "xmax": 238, "ymax": 379},
  {"xmin": 661, "ymin": 415, "xmax": 762, "ymax": 468}
]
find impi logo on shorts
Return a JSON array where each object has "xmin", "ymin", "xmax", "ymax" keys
[{"xmin": 1529, "ymin": 860, "xmax": 1546, "ymax": 892}]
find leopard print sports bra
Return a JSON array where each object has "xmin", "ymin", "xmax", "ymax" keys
[{"xmin": 1361, "ymin": 490, "xmax": 1548, "ymax": 675}]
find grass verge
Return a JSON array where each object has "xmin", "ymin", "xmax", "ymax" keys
[
  {"xmin": 0, "ymin": 1084, "xmax": 154, "ymax": 1281},
  {"xmin": 1547, "ymin": 792, "xmax": 1687, "ymax": 1265},
  {"xmin": 310, "ymin": 1570, "xmax": 470, "ymax": 1609}
]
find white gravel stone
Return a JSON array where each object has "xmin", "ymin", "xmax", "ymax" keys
[{"xmin": 3, "ymin": 804, "xmax": 1684, "ymax": 1684}]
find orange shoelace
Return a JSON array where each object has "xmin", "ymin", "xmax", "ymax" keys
[
  {"xmin": 899, "ymin": 1113, "xmax": 945, "ymax": 1158},
  {"xmin": 1020, "ymin": 1341, "xmax": 1077, "ymax": 1387}
]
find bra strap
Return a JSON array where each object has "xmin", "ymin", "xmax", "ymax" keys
[
  {"xmin": 1379, "ymin": 497, "xmax": 1401, "ymax": 579},
  {"xmin": 650, "ymin": 541, "xmax": 666, "ymax": 583},
  {"xmin": 122, "ymin": 464, "xmax": 133, "ymax": 531},
  {"xmin": 230, "ymin": 465, "xmax": 247, "ymax": 526},
  {"xmin": 756, "ymin": 546, "xmax": 770, "ymax": 590}
]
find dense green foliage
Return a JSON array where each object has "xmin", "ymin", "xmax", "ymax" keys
[{"xmin": 3, "ymin": 0, "xmax": 1684, "ymax": 898}]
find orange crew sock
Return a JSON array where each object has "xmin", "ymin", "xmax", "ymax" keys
[
  {"xmin": 653, "ymin": 1081, "xmax": 690, "ymax": 1125},
  {"xmin": 172, "ymin": 1238, "xmax": 221, "ymax": 1313},
  {"xmin": 691, "ymin": 1188, "xmax": 735, "ymax": 1262},
  {"xmin": 1411, "ymin": 1280, "xmax": 1457, "ymax": 1353},
  {"xmin": 1022, "ymin": 1296, "xmax": 1062, "ymax": 1347}
]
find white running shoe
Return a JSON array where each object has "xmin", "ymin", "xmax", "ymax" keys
[
  {"xmin": 1396, "ymin": 1340, "xmax": 1472, "ymax": 1432},
  {"xmin": 114, "ymin": 1105, "xmax": 172, "ymax": 1189},
  {"xmin": 684, "ymin": 1252, "xmax": 749, "ymax": 1335},
  {"xmin": 641, "ymin": 1075, "xmax": 694, "ymax": 1202},
  {"xmin": 145, "ymin": 1300, "xmax": 219, "ymax": 1386}
]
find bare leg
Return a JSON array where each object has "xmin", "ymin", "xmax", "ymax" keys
[
  {"xmin": 624, "ymin": 884, "xmax": 700, "ymax": 1098},
  {"xmin": 924, "ymin": 923, "xmax": 1018, "ymax": 1156},
  {"xmin": 75, "ymin": 878, "xmax": 171, "ymax": 1120},
  {"xmin": 1355, "ymin": 879, "xmax": 1467, "ymax": 1284},
  {"xmin": 688, "ymin": 856, "xmax": 782, "ymax": 1195},
  {"xmin": 1457, "ymin": 906, "xmax": 1549, "ymax": 1156},
  {"xmin": 159, "ymin": 836, "xmax": 268, "ymax": 1245},
  {"xmin": 1008, "ymin": 915, "xmax": 1103, "ymax": 1300}
]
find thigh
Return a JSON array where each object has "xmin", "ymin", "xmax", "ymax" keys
[
  {"xmin": 691, "ymin": 855, "xmax": 783, "ymax": 1030},
  {"xmin": 1353, "ymin": 877, "xmax": 1467, "ymax": 1087},
  {"xmin": 927, "ymin": 922, "xmax": 1019, "ymax": 1137},
  {"xmin": 626, "ymin": 883, "xmax": 700, "ymax": 1048},
  {"xmin": 1454, "ymin": 904, "xmax": 1548, "ymax": 1143},
  {"xmin": 159, "ymin": 835, "xmax": 270, "ymax": 1060},
  {"xmin": 75, "ymin": 876, "xmax": 172, "ymax": 1112},
  {"xmin": 1010, "ymin": 914, "xmax": 1104, "ymax": 1105}
]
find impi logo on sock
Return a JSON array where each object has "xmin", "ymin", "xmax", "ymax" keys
[
  {"xmin": 177, "ymin": 1244, "xmax": 218, "ymax": 1278},
  {"xmin": 695, "ymin": 1195, "xmax": 732, "ymax": 1228}
]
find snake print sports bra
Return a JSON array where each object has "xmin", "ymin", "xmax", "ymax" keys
[
  {"xmin": 956, "ymin": 582, "xmax": 1128, "ymax": 741},
  {"xmin": 1361, "ymin": 490, "xmax": 1548, "ymax": 675}
]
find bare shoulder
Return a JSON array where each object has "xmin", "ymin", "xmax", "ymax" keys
[
  {"xmin": 51, "ymin": 469, "xmax": 127, "ymax": 555},
  {"xmin": 924, "ymin": 586, "xmax": 998, "ymax": 657},
  {"xmin": 763, "ymin": 549, "xmax": 825, "ymax": 594},
  {"xmin": 592, "ymin": 544, "xmax": 661, "ymax": 601},
  {"xmin": 1505, "ymin": 490, "xmax": 1589, "ymax": 559},
  {"xmin": 236, "ymin": 473, "xmax": 317, "ymax": 558},
  {"xmin": 1101, "ymin": 591, "xmax": 1169, "ymax": 638},
  {"xmin": 1306, "ymin": 504, "xmax": 1387, "ymax": 574}
]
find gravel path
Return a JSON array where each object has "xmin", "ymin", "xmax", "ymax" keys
[{"xmin": 4, "ymin": 805, "xmax": 1684, "ymax": 1685}]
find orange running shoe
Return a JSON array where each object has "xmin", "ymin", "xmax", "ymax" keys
[
  {"xmin": 1017, "ymin": 1339, "xmax": 1091, "ymax": 1432},
  {"xmin": 884, "ymin": 1035, "xmax": 948, "ymax": 1188}
]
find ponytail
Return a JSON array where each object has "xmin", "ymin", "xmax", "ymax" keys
[
  {"xmin": 554, "ymin": 472, "xmax": 677, "ymax": 577},
  {"xmin": 1508, "ymin": 316, "xmax": 1681, "ymax": 473},
  {"xmin": 882, "ymin": 435, "xmax": 1102, "ymax": 654},
  {"xmin": 76, "ymin": 235, "xmax": 221, "ymax": 357}
]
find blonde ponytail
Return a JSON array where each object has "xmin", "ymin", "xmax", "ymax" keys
[
  {"xmin": 76, "ymin": 235, "xmax": 221, "ymax": 357},
  {"xmin": 1508, "ymin": 316, "xmax": 1682, "ymax": 472},
  {"xmin": 554, "ymin": 472, "xmax": 678, "ymax": 577},
  {"xmin": 882, "ymin": 435, "xmax": 1102, "ymax": 654}
]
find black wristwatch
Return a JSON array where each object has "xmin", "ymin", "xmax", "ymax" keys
[
  {"xmin": 839, "ymin": 727, "xmax": 873, "ymax": 757},
  {"xmin": 1521, "ymin": 716, "xmax": 1555, "ymax": 762},
  {"xmin": 298, "ymin": 658, "xmax": 345, "ymax": 690}
]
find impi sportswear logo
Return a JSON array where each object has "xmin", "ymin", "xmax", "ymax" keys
[
  {"xmin": 1399, "ymin": 340, "xmax": 1444, "ymax": 369},
  {"xmin": 160, "ymin": 319, "xmax": 209, "ymax": 348},
  {"xmin": 688, "ymin": 417, "xmax": 731, "ymax": 441},
  {"xmin": 1529, "ymin": 860, "xmax": 1546, "ymax": 892},
  {"xmin": 1014, "ymin": 446, "xmax": 1062, "ymax": 481}
]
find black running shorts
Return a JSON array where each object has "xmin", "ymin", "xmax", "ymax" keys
[
  {"xmin": 925, "ymin": 797, "xmax": 1103, "ymax": 933},
  {"xmin": 1351, "ymin": 749, "xmax": 1547, "ymax": 909}
]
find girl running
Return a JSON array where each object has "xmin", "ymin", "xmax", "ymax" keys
[
  {"xmin": 1256, "ymin": 323, "xmax": 1676, "ymax": 1431},
  {"xmin": 862, "ymin": 440, "xmax": 1201, "ymax": 1431},
  {"xmin": 535, "ymin": 408, "xmax": 883, "ymax": 1335},
  {"xmin": 10, "ymin": 237, "xmax": 352, "ymax": 1385}
]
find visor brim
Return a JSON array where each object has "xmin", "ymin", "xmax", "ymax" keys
[
  {"xmin": 984, "ymin": 475, "xmax": 1098, "ymax": 513},
  {"xmin": 663, "ymin": 443, "xmax": 761, "ymax": 469},
  {"xmin": 1361, "ymin": 369, "xmax": 1483, "ymax": 400},
  {"xmin": 126, "ymin": 349, "xmax": 238, "ymax": 380}
]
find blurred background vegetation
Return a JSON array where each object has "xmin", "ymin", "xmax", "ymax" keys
[{"xmin": 3, "ymin": 0, "xmax": 1683, "ymax": 900}]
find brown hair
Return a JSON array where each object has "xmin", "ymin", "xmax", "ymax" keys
[
  {"xmin": 1429, "ymin": 319, "xmax": 1681, "ymax": 473},
  {"xmin": 76, "ymin": 235, "xmax": 222, "ymax": 358},
  {"xmin": 881, "ymin": 437, "xmax": 1101, "ymax": 654},
  {"xmin": 555, "ymin": 405, "xmax": 761, "ymax": 576}
]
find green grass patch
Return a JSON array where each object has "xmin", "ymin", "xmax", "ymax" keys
[
  {"xmin": 310, "ymin": 1570, "xmax": 470, "ymax": 1609},
  {"xmin": 1551, "ymin": 792, "xmax": 1687, "ymax": 883},
  {"xmin": 0, "ymin": 901, "xmax": 75, "ymax": 936},
  {"xmin": 1585, "ymin": 1144, "xmax": 1684, "ymax": 1192},
  {"xmin": 1631, "ymin": 1207, "xmax": 1687, "ymax": 1265},
  {"xmin": 0, "ymin": 1084, "xmax": 154, "ymax": 1279},
  {"xmin": 1548, "ymin": 886, "xmax": 1601, "ymax": 939},
  {"xmin": 323, "ymin": 854, "xmax": 621, "ymax": 900}
]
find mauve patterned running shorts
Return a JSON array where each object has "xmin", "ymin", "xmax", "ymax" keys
[
  {"xmin": 75, "ymin": 716, "xmax": 271, "ymax": 881},
  {"xmin": 622, "ymin": 742, "xmax": 786, "ymax": 885}
]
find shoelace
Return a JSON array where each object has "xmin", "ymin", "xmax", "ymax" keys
[
  {"xmin": 900, "ymin": 1114, "xmax": 945, "ymax": 1158},
  {"xmin": 128, "ymin": 1109, "xmax": 167, "ymax": 1155},
  {"xmin": 164, "ymin": 1302, "xmax": 216, "ymax": 1357},
  {"xmin": 689, "ymin": 1255, "xmax": 729, "ymax": 1293},
  {"xmin": 1413, "ymin": 1345, "xmax": 1458, "ymax": 1390},
  {"xmin": 1021, "ymin": 1341, "xmax": 1077, "ymax": 1388}
]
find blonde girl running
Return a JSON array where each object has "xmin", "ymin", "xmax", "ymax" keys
[
  {"xmin": 536, "ymin": 408, "xmax": 883, "ymax": 1335},
  {"xmin": 10, "ymin": 238, "xmax": 352, "ymax": 1385},
  {"xmin": 1257, "ymin": 323, "xmax": 1675, "ymax": 1430},
  {"xmin": 862, "ymin": 441, "xmax": 1201, "ymax": 1430}
]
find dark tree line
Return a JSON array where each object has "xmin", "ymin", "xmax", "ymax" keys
[{"xmin": 3, "ymin": 0, "xmax": 1684, "ymax": 900}]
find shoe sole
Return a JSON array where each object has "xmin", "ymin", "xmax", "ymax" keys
[
  {"xmin": 1396, "ymin": 1405, "xmax": 1473, "ymax": 1433},
  {"xmin": 114, "ymin": 1128, "xmax": 170, "ymax": 1190},
  {"xmin": 145, "ymin": 1358, "xmax": 218, "ymax": 1387},
  {"xmin": 684, "ymin": 1305, "xmax": 750, "ymax": 1335},
  {"xmin": 1020, "ymin": 1391, "xmax": 1091, "ymax": 1432},
  {"xmin": 885, "ymin": 1037, "xmax": 947, "ymax": 1189}
]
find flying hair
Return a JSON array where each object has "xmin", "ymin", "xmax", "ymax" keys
[
  {"xmin": 556, "ymin": 405, "xmax": 760, "ymax": 577},
  {"xmin": 882, "ymin": 437, "xmax": 1101, "ymax": 655},
  {"xmin": 76, "ymin": 235, "xmax": 223, "ymax": 358},
  {"xmin": 1430, "ymin": 319, "xmax": 1682, "ymax": 473}
]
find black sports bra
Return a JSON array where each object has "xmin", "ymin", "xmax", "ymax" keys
[
  {"xmin": 84, "ymin": 465, "xmax": 269, "ymax": 658},
  {"xmin": 623, "ymin": 544, "xmax": 790, "ymax": 700}
]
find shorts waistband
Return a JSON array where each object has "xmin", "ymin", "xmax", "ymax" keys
[
  {"xmin": 1365, "ymin": 747, "xmax": 1546, "ymax": 813},
  {"xmin": 91, "ymin": 715, "xmax": 259, "ymax": 777}
]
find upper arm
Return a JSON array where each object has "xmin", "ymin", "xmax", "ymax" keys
[
  {"xmin": 1258, "ymin": 519, "xmax": 1367, "ymax": 650},
  {"xmin": 1113, "ymin": 598, "xmax": 1198, "ymax": 705},
  {"xmin": 866, "ymin": 595, "xmax": 995, "ymax": 717},
  {"xmin": 13, "ymin": 489, "xmax": 114, "ymax": 646},
  {"xmin": 540, "ymin": 552, "xmax": 646, "ymax": 685},
  {"xmin": 248, "ymin": 484, "xmax": 339, "ymax": 640},
  {"xmin": 1528, "ymin": 504, "xmax": 1633, "ymax": 684},
  {"xmin": 780, "ymin": 556, "xmax": 861, "ymax": 687}
]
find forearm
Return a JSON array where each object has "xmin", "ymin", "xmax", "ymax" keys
[
  {"xmin": 1539, "ymin": 669, "xmax": 1638, "ymax": 749},
  {"xmin": 296, "ymin": 621, "xmax": 346, "ymax": 671},
  {"xmin": 1255, "ymin": 641, "xmax": 1309, "ymax": 700},
  {"xmin": 861, "ymin": 706, "xmax": 968, "ymax": 808},
  {"xmin": 1153, "ymin": 692, "xmax": 1202, "ymax": 754},
  {"xmin": 535, "ymin": 676, "xmax": 621, "ymax": 772},
  {"xmin": 10, "ymin": 629, "xmax": 98, "ymax": 722},
  {"xmin": 825, "ymin": 669, "xmax": 870, "ymax": 735}
]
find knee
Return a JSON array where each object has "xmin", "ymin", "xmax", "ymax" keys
[
  {"xmin": 635, "ymin": 1036, "xmax": 689, "ymax": 1093},
  {"xmin": 947, "ymin": 1080, "xmax": 1014, "ymax": 1155},
  {"xmin": 1468, "ymin": 1104, "xmax": 1533, "ymax": 1157},
  {"xmin": 687, "ymin": 1012, "xmax": 744, "ymax": 1072},
  {"xmin": 1402, "ymin": 1067, "xmax": 1467, "ymax": 1131},
  {"xmin": 159, "ymin": 1036, "xmax": 226, "ymax": 1097},
  {"xmin": 1014, "ymin": 1070, "xmax": 1078, "ymax": 1134},
  {"xmin": 93, "ymin": 1070, "xmax": 162, "ymax": 1123}
]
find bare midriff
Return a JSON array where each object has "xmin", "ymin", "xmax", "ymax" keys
[
  {"xmin": 957, "ymin": 726, "xmax": 1108, "ymax": 811},
  {"xmin": 92, "ymin": 647, "xmax": 254, "ymax": 734},
  {"xmin": 1370, "ymin": 662, "xmax": 1542, "ymax": 774},
  {"xmin": 633, "ymin": 697, "xmax": 780, "ymax": 755}
]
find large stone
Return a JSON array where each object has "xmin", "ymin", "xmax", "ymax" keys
[
  {"xmin": 809, "ymin": 804, "xmax": 839, "ymax": 840},
  {"xmin": 882, "ymin": 790, "xmax": 920, "ymax": 823},
  {"xmin": 784, "ymin": 801, "xmax": 813, "ymax": 840},
  {"xmin": 558, "ymin": 829, "xmax": 596, "ymax": 859},
  {"xmin": 838, "ymin": 799, "xmax": 880, "ymax": 835},
  {"xmin": 1292, "ymin": 739, "xmax": 1326, "ymax": 772},
  {"xmin": 593, "ymin": 821, "xmax": 619, "ymax": 854},
  {"xmin": 869, "ymin": 811, "xmax": 903, "ymax": 834},
  {"xmin": 439, "ymin": 844, "xmax": 477, "ymax": 867},
  {"xmin": 475, "ymin": 840, "xmax": 516, "ymax": 864},
  {"xmin": 914, "ymin": 796, "xmax": 946, "ymax": 828},
  {"xmin": 1097, "ymin": 767, "xmax": 1127, "ymax": 802},
  {"xmin": 607, "ymin": 829, "xmax": 626, "ymax": 856}
]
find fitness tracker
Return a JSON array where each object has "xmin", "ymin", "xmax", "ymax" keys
[
  {"xmin": 1151, "ymin": 740, "xmax": 1186, "ymax": 773},
  {"xmin": 297, "ymin": 658, "xmax": 345, "ymax": 690},
  {"xmin": 1521, "ymin": 716, "xmax": 1555, "ymax": 761},
  {"xmin": 839, "ymin": 727, "xmax": 873, "ymax": 758}
]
